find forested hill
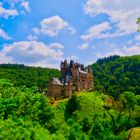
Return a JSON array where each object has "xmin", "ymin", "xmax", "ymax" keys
[
  {"xmin": 91, "ymin": 55, "xmax": 140, "ymax": 98},
  {"xmin": 1, "ymin": 56, "xmax": 140, "ymax": 139},
  {"xmin": 0, "ymin": 55, "xmax": 140, "ymax": 96},
  {"xmin": 0, "ymin": 64, "xmax": 60, "ymax": 91}
]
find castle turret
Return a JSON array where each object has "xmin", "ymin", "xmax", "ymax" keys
[
  {"xmin": 70, "ymin": 60, "xmax": 75, "ymax": 68},
  {"xmin": 61, "ymin": 60, "xmax": 69, "ymax": 77},
  {"xmin": 47, "ymin": 60, "xmax": 94, "ymax": 100}
]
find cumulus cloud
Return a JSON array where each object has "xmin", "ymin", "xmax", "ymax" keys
[
  {"xmin": 78, "ymin": 43, "xmax": 89, "ymax": 50},
  {"xmin": 30, "ymin": 16, "xmax": 75, "ymax": 38},
  {"xmin": 21, "ymin": 1, "xmax": 30, "ymax": 12},
  {"xmin": 0, "ymin": 41, "xmax": 64, "ymax": 68},
  {"xmin": 0, "ymin": 0, "xmax": 30, "ymax": 18},
  {"xmin": 96, "ymin": 45, "xmax": 140, "ymax": 58},
  {"xmin": 135, "ymin": 34, "xmax": 140, "ymax": 41},
  {"xmin": 27, "ymin": 34, "xmax": 38, "ymax": 41},
  {"xmin": 0, "ymin": 5, "xmax": 18, "ymax": 18},
  {"xmin": 81, "ymin": 22, "xmax": 112, "ymax": 41},
  {"xmin": 49, "ymin": 43, "xmax": 64, "ymax": 49},
  {"xmin": 0, "ymin": 52, "xmax": 13, "ymax": 64},
  {"xmin": 0, "ymin": 28, "xmax": 12, "ymax": 40},
  {"xmin": 32, "ymin": 27, "xmax": 40, "ymax": 35},
  {"xmin": 84, "ymin": 0, "xmax": 140, "ymax": 36},
  {"xmin": 40, "ymin": 15, "xmax": 75, "ymax": 37}
]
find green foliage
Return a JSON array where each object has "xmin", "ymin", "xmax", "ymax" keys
[
  {"xmin": 0, "ymin": 83, "xmax": 139, "ymax": 139},
  {"xmin": 81, "ymin": 117, "xmax": 91, "ymax": 133},
  {"xmin": 65, "ymin": 95, "xmax": 80, "ymax": 120},
  {"xmin": 0, "ymin": 80, "xmax": 54, "ymax": 127},
  {"xmin": 77, "ymin": 92, "xmax": 104, "ymax": 120},
  {"xmin": 119, "ymin": 92, "xmax": 137, "ymax": 110},
  {"xmin": 1, "ymin": 55, "xmax": 140, "ymax": 139},
  {"xmin": 0, "ymin": 64, "xmax": 60, "ymax": 91},
  {"xmin": 91, "ymin": 55, "xmax": 140, "ymax": 98},
  {"xmin": 0, "ymin": 119, "xmax": 50, "ymax": 140},
  {"xmin": 118, "ymin": 92, "xmax": 140, "ymax": 127},
  {"xmin": 137, "ymin": 18, "xmax": 140, "ymax": 24},
  {"xmin": 137, "ymin": 18, "xmax": 140, "ymax": 32}
]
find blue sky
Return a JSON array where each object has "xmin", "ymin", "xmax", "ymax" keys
[{"xmin": 0, "ymin": 0, "xmax": 140, "ymax": 68}]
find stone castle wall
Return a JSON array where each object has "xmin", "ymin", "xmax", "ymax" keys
[{"xmin": 47, "ymin": 60, "xmax": 94, "ymax": 100}]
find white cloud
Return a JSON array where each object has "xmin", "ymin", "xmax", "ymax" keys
[
  {"xmin": 135, "ymin": 34, "xmax": 140, "ymax": 41},
  {"xmin": 95, "ymin": 45, "xmax": 140, "ymax": 58},
  {"xmin": 27, "ymin": 34, "xmax": 38, "ymax": 41},
  {"xmin": 124, "ymin": 45, "xmax": 140, "ymax": 55},
  {"xmin": 78, "ymin": 43, "xmax": 89, "ymax": 50},
  {"xmin": 0, "ymin": 52, "xmax": 13, "ymax": 64},
  {"xmin": 0, "ymin": 5, "xmax": 18, "ymax": 18},
  {"xmin": 40, "ymin": 15, "xmax": 75, "ymax": 37},
  {"xmin": 0, "ymin": 41, "xmax": 64, "ymax": 68},
  {"xmin": 67, "ymin": 27, "xmax": 76, "ymax": 35},
  {"xmin": 0, "ymin": 0, "xmax": 30, "ymax": 18},
  {"xmin": 49, "ymin": 43, "xmax": 64, "ymax": 49},
  {"xmin": 67, "ymin": 55, "xmax": 79, "ymax": 61},
  {"xmin": 32, "ymin": 27, "xmax": 40, "ymax": 35},
  {"xmin": 21, "ymin": 1, "xmax": 30, "ymax": 12},
  {"xmin": 84, "ymin": 0, "xmax": 140, "ymax": 36},
  {"xmin": 30, "ymin": 62, "xmax": 60, "ymax": 69},
  {"xmin": 0, "ymin": 28, "xmax": 12, "ymax": 40},
  {"xmin": 81, "ymin": 22, "xmax": 111, "ymax": 41}
]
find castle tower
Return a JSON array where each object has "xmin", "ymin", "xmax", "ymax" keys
[
  {"xmin": 47, "ymin": 60, "xmax": 94, "ymax": 100},
  {"xmin": 61, "ymin": 60, "xmax": 69, "ymax": 77}
]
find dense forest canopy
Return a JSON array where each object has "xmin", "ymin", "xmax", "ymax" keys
[
  {"xmin": 0, "ymin": 64, "xmax": 60, "ymax": 92},
  {"xmin": 91, "ymin": 55, "xmax": 140, "ymax": 99}
]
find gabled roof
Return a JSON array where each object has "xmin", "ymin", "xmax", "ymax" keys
[{"xmin": 51, "ymin": 78, "xmax": 63, "ymax": 86}]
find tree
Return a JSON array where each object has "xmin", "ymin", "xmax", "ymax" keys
[
  {"xmin": 65, "ymin": 95, "xmax": 80, "ymax": 120},
  {"xmin": 119, "ymin": 92, "xmax": 137, "ymax": 115},
  {"xmin": 0, "ymin": 119, "xmax": 50, "ymax": 140},
  {"xmin": 137, "ymin": 18, "xmax": 140, "ymax": 32},
  {"xmin": 0, "ymin": 82, "xmax": 54, "ymax": 127},
  {"xmin": 81, "ymin": 117, "xmax": 91, "ymax": 133},
  {"xmin": 0, "ymin": 64, "xmax": 60, "ymax": 91},
  {"xmin": 91, "ymin": 55, "xmax": 140, "ymax": 97}
]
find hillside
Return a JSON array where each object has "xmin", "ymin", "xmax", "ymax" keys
[
  {"xmin": 0, "ymin": 56, "xmax": 140, "ymax": 139},
  {"xmin": 0, "ymin": 64, "xmax": 60, "ymax": 91},
  {"xmin": 1, "ymin": 55, "xmax": 140, "ymax": 97},
  {"xmin": 91, "ymin": 55, "xmax": 140, "ymax": 99},
  {"xmin": 1, "ymin": 82, "xmax": 140, "ymax": 139}
]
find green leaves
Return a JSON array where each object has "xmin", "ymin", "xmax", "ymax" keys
[
  {"xmin": 65, "ymin": 95, "xmax": 80, "ymax": 120},
  {"xmin": 137, "ymin": 18, "xmax": 140, "ymax": 32},
  {"xmin": 0, "ymin": 64, "xmax": 60, "ymax": 91},
  {"xmin": 0, "ymin": 57, "xmax": 140, "ymax": 139},
  {"xmin": 0, "ymin": 82, "xmax": 54, "ymax": 126},
  {"xmin": 91, "ymin": 55, "xmax": 140, "ymax": 98},
  {"xmin": 119, "ymin": 92, "xmax": 137, "ymax": 109},
  {"xmin": 0, "ymin": 119, "xmax": 50, "ymax": 140}
]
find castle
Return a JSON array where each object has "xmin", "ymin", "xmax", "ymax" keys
[{"xmin": 47, "ymin": 60, "xmax": 94, "ymax": 100}]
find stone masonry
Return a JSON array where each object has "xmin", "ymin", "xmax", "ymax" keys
[{"xmin": 47, "ymin": 60, "xmax": 94, "ymax": 100}]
